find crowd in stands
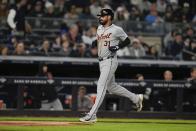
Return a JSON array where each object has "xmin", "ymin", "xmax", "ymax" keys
[
  {"xmin": 1, "ymin": 0, "xmax": 195, "ymax": 22},
  {"xmin": 0, "ymin": 0, "xmax": 195, "ymax": 60}
]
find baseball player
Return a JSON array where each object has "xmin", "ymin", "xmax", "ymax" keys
[{"xmin": 80, "ymin": 8, "xmax": 143, "ymax": 123}]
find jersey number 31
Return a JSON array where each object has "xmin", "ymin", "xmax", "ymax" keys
[{"xmin": 104, "ymin": 41, "xmax": 110, "ymax": 46}]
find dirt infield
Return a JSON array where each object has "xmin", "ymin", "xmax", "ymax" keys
[{"xmin": 0, "ymin": 121, "xmax": 87, "ymax": 126}]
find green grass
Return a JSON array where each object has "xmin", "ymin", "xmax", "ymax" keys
[{"xmin": 0, "ymin": 117, "xmax": 196, "ymax": 131}]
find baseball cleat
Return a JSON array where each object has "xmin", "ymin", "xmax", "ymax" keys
[
  {"xmin": 79, "ymin": 114, "xmax": 97, "ymax": 123},
  {"xmin": 136, "ymin": 94, "xmax": 143, "ymax": 112}
]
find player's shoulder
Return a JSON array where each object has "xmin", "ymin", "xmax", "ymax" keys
[{"xmin": 112, "ymin": 24, "xmax": 124, "ymax": 31}]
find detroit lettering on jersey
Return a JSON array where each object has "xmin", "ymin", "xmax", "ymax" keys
[
  {"xmin": 96, "ymin": 24, "xmax": 128, "ymax": 58},
  {"xmin": 97, "ymin": 33, "xmax": 112, "ymax": 40}
]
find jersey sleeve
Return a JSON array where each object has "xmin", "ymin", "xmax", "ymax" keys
[{"xmin": 116, "ymin": 27, "xmax": 128, "ymax": 41}]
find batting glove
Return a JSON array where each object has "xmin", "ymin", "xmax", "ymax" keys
[{"xmin": 109, "ymin": 45, "xmax": 119, "ymax": 52}]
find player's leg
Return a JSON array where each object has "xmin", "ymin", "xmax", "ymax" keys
[
  {"xmin": 107, "ymin": 75, "xmax": 143, "ymax": 111},
  {"xmin": 80, "ymin": 59, "xmax": 116, "ymax": 122},
  {"xmin": 89, "ymin": 60, "xmax": 115, "ymax": 116}
]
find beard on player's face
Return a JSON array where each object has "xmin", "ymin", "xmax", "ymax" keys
[
  {"xmin": 99, "ymin": 17, "xmax": 107, "ymax": 25},
  {"xmin": 99, "ymin": 19, "xmax": 105, "ymax": 25}
]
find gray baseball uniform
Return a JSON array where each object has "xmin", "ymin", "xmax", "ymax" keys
[
  {"xmin": 88, "ymin": 24, "xmax": 140, "ymax": 116},
  {"xmin": 40, "ymin": 98, "xmax": 63, "ymax": 111}
]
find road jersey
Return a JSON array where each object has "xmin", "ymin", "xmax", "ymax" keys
[{"xmin": 96, "ymin": 24, "xmax": 128, "ymax": 58}]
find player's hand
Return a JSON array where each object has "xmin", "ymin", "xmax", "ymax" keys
[{"xmin": 109, "ymin": 45, "xmax": 119, "ymax": 52}]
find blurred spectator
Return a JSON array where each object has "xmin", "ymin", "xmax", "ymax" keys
[
  {"xmin": 13, "ymin": 41, "xmax": 28, "ymax": 55},
  {"xmin": 183, "ymin": 68, "xmax": 196, "ymax": 112},
  {"xmin": 100, "ymin": 0, "xmax": 111, "ymax": 9},
  {"xmin": 79, "ymin": 7, "xmax": 95, "ymax": 19},
  {"xmin": 169, "ymin": 0, "xmax": 178, "ymax": 10},
  {"xmin": 163, "ymin": 70, "xmax": 175, "ymax": 111},
  {"xmin": 64, "ymin": 5, "xmax": 79, "ymax": 19},
  {"xmin": 145, "ymin": 3, "xmax": 163, "ymax": 25},
  {"xmin": 23, "ymin": 86, "xmax": 40, "ymax": 109},
  {"xmin": 75, "ymin": 21, "xmax": 84, "ymax": 35},
  {"xmin": 130, "ymin": 0, "xmax": 142, "ymax": 6},
  {"xmin": 156, "ymin": 0, "xmax": 167, "ymax": 15},
  {"xmin": 129, "ymin": 5, "xmax": 142, "ymax": 21},
  {"xmin": 82, "ymin": 27, "xmax": 96, "ymax": 46},
  {"xmin": 67, "ymin": 24, "xmax": 82, "ymax": 45},
  {"xmin": 7, "ymin": 36, "xmax": 18, "ymax": 50},
  {"xmin": 183, "ymin": 26, "xmax": 195, "ymax": 40},
  {"xmin": 138, "ymin": 0, "xmax": 151, "ymax": 15},
  {"xmin": 192, "ymin": 14, "xmax": 196, "ymax": 23},
  {"xmin": 164, "ymin": 4, "xmax": 174, "ymax": 22},
  {"xmin": 148, "ymin": 45, "xmax": 158, "ymax": 58},
  {"xmin": 115, "ymin": 5, "xmax": 130, "ymax": 21},
  {"xmin": 52, "ymin": 36, "xmax": 62, "ymax": 52},
  {"xmin": 187, "ymin": 67, "xmax": 196, "ymax": 82},
  {"xmin": 117, "ymin": 45, "xmax": 130, "ymax": 58},
  {"xmin": 89, "ymin": 25, "xmax": 97, "ymax": 36},
  {"xmin": 153, "ymin": 70, "xmax": 175, "ymax": 111},
  {"xmin": 183, "ymin": 39, "xmax": 196, "ymax": 61},
  {"xmin": 129, "ymin": 38, "xmax": 146, "ymax": 58},
  {"xmin": 44, "ymin": 1, "xmax": 56, "ymax": 17},
  {"xmin": 23, "ymin": 87, "xmax": 32, "ymax": 108},
  {"xmin": 74, "ymin": 43, "xmax": 87, "ymax": 57},
  {"xmin": 85, "ymin": 46, "xmax": 98, "ymax": 58},
  {"xmin": 39, "ymin": 39, "xmax": 53, "ymax": 56},
  {"xmin": 0, "ymin": 0, "xmax": 8, "ymax": 17},
  {"xmin": 136, "ymin": 73, "xmax": 144, "ymax": 81},
  {"xmin": 0, "ymin": 46, "xmax": 9, "ymax": 56},
  {"xmin": 165, "ymin": 33, "xmax": 183, "ymax": 59},
  {"xmin": 163, "ymin": 70, "xmax": 173, "ymax": 81},
  {"xmin": 136, "ymin": 73, "xmax": 151, "ymax": 97},
  {"xmin": 60, "ymin": 21, "xmax": 69, "ymax": 34},
  {"xmin": 82, "ymin": 29, "xmax": 93, "ymax": 45},
  {"xmin": 38, "ymin": 64, "xmax": 63, "ymax": 110},
  {"xmin": 28, "ymin": 43, "xmax": 38, "ymax": 54},
  {"xmin": 29, "ymin": 0, "xmax": 44, "ymax": 17},
  {"xmin": 60, "ymin": 33, "xmax": 77, "ymax": 56},
  {"xmin": 137, "ymin": 36, "xmax": 150, "ymax": 54},
  {"xmin": 77, "ymin": 86, "xmax": 93, "ymax": 111},
  {"xmin": 135, "ymin": 73, "xmax": 152, "ymax": 110},
  {"xmin": 58, "ymin": 40, "xmax": 72, "ymax": 56},
  {"xmin": 89, "ymin": 0, "xmax": 101, "ymax": 18},
  {"xmin": 54, "ymin": 0, "xmax": 66, "ymax": 17},
  {"xmin": 7, "ymin": 0, "xmax": 31, "ymax": 35},
  {"xmin": 61, "ymin": 32, "xmax": 69, "ymax": 43},
  {"xmin": 163, "ymin": 29, "xmax": 178, "ymax": 48},
  {"xmin": 172, "ymin": 1, "xmax": 183, "ymax": 23},
  {"xmin": 181, "ymin": 2, "xmax": 193, "ymax": 23}
]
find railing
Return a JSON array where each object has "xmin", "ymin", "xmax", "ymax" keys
[{"xmin": 0, "ymin": 55, "xmax": 196, "ymax": 67}]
